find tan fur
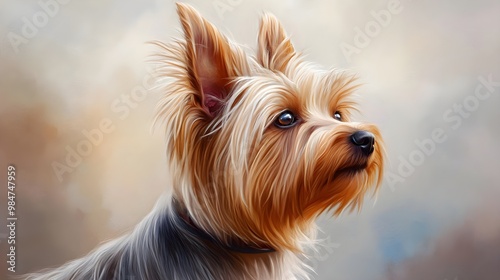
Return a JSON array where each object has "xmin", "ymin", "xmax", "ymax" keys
[
  {"xmin": 25, "ymin": 3, "xmax": 384, "ymax": 280},
  {"xmin": 155, "ymin": 3, "xmax": 384, "ymax": 256}
]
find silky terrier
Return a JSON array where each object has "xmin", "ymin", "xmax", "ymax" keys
[{"xmin": 27, "ymin": 3, "xmax": 383, "ymax": 280}]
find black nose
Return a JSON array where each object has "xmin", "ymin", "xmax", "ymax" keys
[{"xmin": 350, "ymin": 131, "xmax": 375, "ymax": 155}]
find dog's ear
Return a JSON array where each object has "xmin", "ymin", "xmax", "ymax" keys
[
  {"xmin": 257, "ymin": 13, "xmax": 296, "ymax": 72},
  {"xmin": 176, "ymin": 3, "xmax": 241, "ymax": 117}
]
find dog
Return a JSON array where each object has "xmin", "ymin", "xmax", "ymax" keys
[{"xmin": 25, "ymin": 3, "xmax": 384, "ymax": 279}]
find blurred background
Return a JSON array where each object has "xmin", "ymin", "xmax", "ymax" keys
[{"xmin": 1, "ymin": 0, "xmax": 499, "ymax": 279}]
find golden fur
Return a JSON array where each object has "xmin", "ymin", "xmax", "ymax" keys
[
  {"xmin": 26, "ymin": 3, "xmax": 384, "ymax": 279},
  {"xmin": 154, "ymin": 3, "xmax": 384, "ymax": 254}
]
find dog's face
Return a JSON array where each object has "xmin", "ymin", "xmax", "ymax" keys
[{"xmin": 157, "ymin": 3, "xmax": 383, "ymax": 250}]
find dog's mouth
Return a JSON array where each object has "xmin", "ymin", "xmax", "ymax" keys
[{"xmin": 333, "ymin": 163, "xmax": 368, "ymax": 178}]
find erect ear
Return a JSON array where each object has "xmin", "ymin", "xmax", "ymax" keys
[
  {"xmin": 257, "ymin": 13, "xmax": 296, "ymax": 72},
  {"xmin": 176, "ymin": 3, "xmax": 240, "ymax": 117}
]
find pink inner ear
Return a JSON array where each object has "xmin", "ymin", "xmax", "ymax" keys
[
  {"xmin": 196, "ymin": 48, "xmax": 229, "ymax": 116},
  {"xmin": 202, "ymin": 83, "xmax": 225, "ymax": 115}
]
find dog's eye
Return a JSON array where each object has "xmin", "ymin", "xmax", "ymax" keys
[
  {"xmin": 275, "ymin": 110, "xmax": 297, "ymax": 128},
  {"xmin": 333, "ymin": 111, "xmax": 342, "ymax": 121}
]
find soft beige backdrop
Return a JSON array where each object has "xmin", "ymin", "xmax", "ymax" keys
[{"xmin": 1, "ymin": 0, "xmax": 499, "ymax": 279}]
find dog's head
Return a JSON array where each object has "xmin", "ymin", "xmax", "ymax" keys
[{"xmin": 156, "ymin": 3, "xmax": 384, "ymax": 251}]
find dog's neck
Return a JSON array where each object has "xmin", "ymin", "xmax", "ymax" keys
[{"xmin": 172, "ymin": 199, "xmax": 276, "ymax": 254}]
